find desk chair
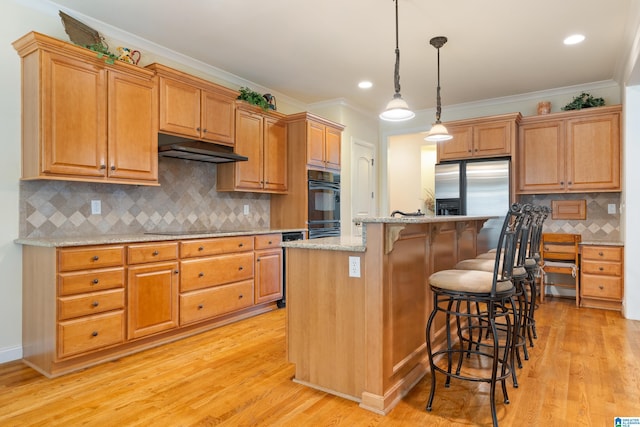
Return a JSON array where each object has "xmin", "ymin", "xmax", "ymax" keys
[{"xmin": 540, "ymin": 233, "xmax": 581, "ymax": 306}]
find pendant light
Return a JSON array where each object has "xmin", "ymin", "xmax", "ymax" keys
[
  {"xmin": 425, "ymin": 36, "xmax": 453, "ymax": 141},
  {"xmin": 379, "ymin": 0, "xmax": 414, "ymax": 122}
]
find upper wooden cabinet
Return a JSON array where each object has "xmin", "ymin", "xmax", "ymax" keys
[
  {"xmin": 437, "ymin": 113, "xmax": 521, "ymax": 162},
  {"xmin": 217, "ymin": 102, "xmax": 288, "ymax": 193},
  {"xmin": 13, "ymin": 32, "xmax": 158, "ymax": 185},
  {"xmin": 146, "ymin": 63, "xmax": 237, "ymax": 145},
  {"xmin": 305, "ymin": 117, "xmax": 343, "ymax": 170},
  {"xmin": 517, "ymin": 105, "xmax": 621, "ymax": 194}
]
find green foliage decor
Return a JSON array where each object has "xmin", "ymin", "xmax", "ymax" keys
[
  {"xmin": 561, "ymin": 92, "xmax": 605, "ymax": 111},
  {"xmin": 85, "ymin": 43, "xmax": 118, "ymax": 64},
  {"xmin": 237, "ymin": 87, "xmax": 269, "ymax": 110}
]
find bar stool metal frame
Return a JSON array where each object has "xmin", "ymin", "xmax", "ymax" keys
[{"xmin": 425, "ymin": 203, "xmax": 529, "ymax": 427}]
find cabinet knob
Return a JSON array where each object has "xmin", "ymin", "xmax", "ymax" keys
[
  {"xmin": 92, "ymin": 279, "xmax": 99, "ymax": 285},
  {"xmin": 91, "ymin": 331, "xmax": 98, "ymax": 337},
  {"xmin": 198, "ymin": 246, "xmax": 204, "ymax": 251},
  {"xmin": 92, "ymin": 256, "xmax": 99, "ymax": 261},
  {"xmin": 268, "ymin": 240, "xmax": 272, "ymax": 245},
  {"xmin": 203, "ymin": 129, "xmax": 207, "ymax": 133},
  {"xmin": 196, "ymin": 127, "xmax": 201, "ymax": 132},
  {"xmin": 468, "ymin": 149, "xmax": 472, "ymax": 153},
  {"xmin": 199, "ymin": 272, "xmax": 204, "ymax": 277},
  {"xmin": 474, "ymin": 148, "xmax": 478, "ymax": 152},
  {"xmin": 100, "ymin": 164, "xmax": 106, "ymax": 170},
  {"xmin": 198, "ymin": 304, "xmax": 204, "ymax": 310},
  {"xmin": 92, "ymin": 301, "xmax": 99, "ymax": 307},
  {"xmin": 239, "ymin": 294, "xmax": 243, "ymax": 299},
  {"xmin": 152, "ymin": 250, "xmax": 159, "ymax": 256},
  {"xmin": 239, "ymin": 266, "xmax": 244, "ymax": 270},
  {"xmin": 560, "ymin": 181, "xmax": 564, "ymax": 185},
  {"xmin": 174, "ymin": 270, "xmax": 179, "ymax": 274},
  {"xmin": 598, "ymin": 252, "xmax": 604, "ymax": 256},
  {"xmin": 599, "ymin": 285, "xmax": 604, "ymax": 290},
  {"xmin": 111, "ymin": 165, "xmax": 116, "ymax": 171},
  {"xmin": 239, "ymin": 243, "xmax": 244, "ymax": 247},
  {"xmin": 256, "ymin": 258, "xmax": 260, "ymax": 262},
  {"xmin": 568, "ymin": 181, "xmax": 572, "ymax": 185},
  {"xmin": 599, "ymin": 267, "xmax": 604, "ymax": 271}
]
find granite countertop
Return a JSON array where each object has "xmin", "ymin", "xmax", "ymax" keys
[
  {"xmin": 357, "ymin": 214, "xmax": 496, "ymax": 224},
  {"xmin": 14, "ymin": 228, "xmax": 306, "ymax": 248},
  {"xmin": 579, "ymin": 240, "xmax": 624, "ymax": 247},
  {"xmin": 281, "ymin": 235, "xmax": 366, "ymax": 252}
]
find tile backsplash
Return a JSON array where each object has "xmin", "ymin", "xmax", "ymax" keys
[
  {"xmin": 20, "ymin": 158, "xmax": 270, "ymax": 238},
  {"xmin": 519, "ymin": 193, "xmax": 621, "ymax": 242}
]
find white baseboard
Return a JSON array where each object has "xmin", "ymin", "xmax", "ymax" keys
[{"xmin": 0, "ymin": 345, "xmax": 22, "ymax": 364}]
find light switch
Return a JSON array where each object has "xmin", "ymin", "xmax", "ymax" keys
[{"xmin": 608, "ymin": 204, "xmax": 616, "ymax": 214}]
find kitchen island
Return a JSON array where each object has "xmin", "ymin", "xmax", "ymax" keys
[{"xmin": 283, "ymin": 215, "xmax": 493, "ymax": 414}]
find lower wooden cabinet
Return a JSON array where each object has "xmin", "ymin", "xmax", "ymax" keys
[
  {"xmin": 21, "ymin": 233, "xmax": 283, "ymax": 377},
  {"xmin": 580, "ymin": 244, "xmax": 624, "ymax": 310}
]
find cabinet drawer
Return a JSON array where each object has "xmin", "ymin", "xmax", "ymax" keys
[
  {"xmin": 180, "ymin": 252, "xmax": 254, "ymax": 292},
  {"xmin": 581, "ymin": 274, "xmax": 623, "ymax": 300},
  {"xmin": 59, "ymin": 246, "xmax": 125, "ymax": 272},
  {"xmin": 581, "ymin": 246, "xmax": 622, "ymax": 262},
  {"xmin": 255, "ymin": 233, "xmax": 282, "ymax": 250},
  {"xmin": 58, "ymin": 288, "xmax": 125, "ymax": 320},
  {"xmin": 59, "ymin": 267, "xmax": 125, "ymax": 296},
  {"xmin": 180, "ymin": 280, "xmax": 254, "ymax": 325},
  {"xmin": 127, "ymin": 242, "xmax": 178, "ymax": 264},
  {"xmin": 57, "ymin": 311, "xmax": 125, "ymax": 359},
  {"xmin": 581, "ymin": 260, "xmax": 622, "ymax": 276},
  {"xmin": 180, "ymin": 236, "xmax": 253, "ymax": 258}
]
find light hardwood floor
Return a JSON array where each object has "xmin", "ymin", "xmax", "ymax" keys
[{"xmin": 1, "ymin": 297, "xmax": 638, "ymax": 426}]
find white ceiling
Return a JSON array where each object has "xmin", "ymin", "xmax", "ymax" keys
[{"xmin": 50, "ymin": 0, "xmax": 637, "ymax": 117}]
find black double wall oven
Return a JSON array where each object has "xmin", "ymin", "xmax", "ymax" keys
[{"xmin": 307, "ymin": 170, "xmax": 340, "ymax": 239}]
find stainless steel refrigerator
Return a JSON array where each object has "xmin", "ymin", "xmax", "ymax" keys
[{"xmin": 434, "ymin": 158, "xmax": 510, "ymax": 252}]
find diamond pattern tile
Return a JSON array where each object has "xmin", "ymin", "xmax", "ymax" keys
[
  {"xmin": 20, "ymin": 157, "xmax": 271, "ymax": 238},
  {"xmin": 519, "ymin": 193, "xmax": 620, "ymax": 241}
]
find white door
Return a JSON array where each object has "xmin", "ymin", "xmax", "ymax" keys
[{"xmin": 351, "ymin": 139, "xmax": 376, "ymax": 236}]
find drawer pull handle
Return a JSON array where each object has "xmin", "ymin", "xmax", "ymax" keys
[
  {"xmin": 239, "ymin": 294, "xmax": 243, "ymax": 299},
  {"xmin": 92, "ymin": 301, "xmax": 99, "ymax": 307},
  {"xmin": 239, "ymin": 266, "xmax": 244, "ymax": 270},
  {"xmin": 92, "ymin": 279, "xmax": 99, "ymax": 285},
  {"xmin": 598, "ymin": 252, "xmax": 604, "ymax": 256},
  {"xmin": 268, "ymin": 240, "xmax": 272, "ymax": 245},
  {"xmin": 198, "ymin": 246, "xmax": 204, "ymax": 251},
  {"xmin": 91, "ymin": 331, "xmax": 98, "ymax": 337},
  {"xmin": 599, "ymin": 285, "xmax": 604, "ymax": 290},
  {"xmin": 599, "ymin": 267, "xmax": 604, "ymax": 271},
  {"xmin": 153, "ymin": 250, "xmax": 159, "ymax": 256},
  {"xmin": 199, "ymin": 272, "xmax": 204, "ymax": 277},
  {"xmin": 92, "ymin": 256, "xmax": 99, "ymax": 261},
  {"xmin": 198, "ymin": 304, "xmax": 204, "ymax": 310},
  {"xmin": 239, "ymin": 243, "xmax": 244, "ymax": 247}
]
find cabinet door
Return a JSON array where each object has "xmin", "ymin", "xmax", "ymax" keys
[
  {"xmin": 263, "ymin": 117, "xmax": 288, "ymax": 192},
  {"xmin": 474, "ymin": 120, "xmax": 511, "ymax": 157},
  {"xmin": 42, "ymin": 51, "xmax": 107, "ymax": 177},
  {"xmin": 324, "ymin": 126, "xmax": 342, "ymax": 170},
  {"xmin": 517, "ymin": 120, "xmax": 565, "ymax": 193},
  {"xmin": 201, "ymin": 90, "xmax": 235, "ymax": 144},
  {"xmin": 107, "ymin": 70, "xmax": 158, "ymax": 181},
  {"xmin": 437, "ymin": 125, "xmax": 473, "ymax": 161},
  {"xmin": 157, "ymin": 76, "xmax": 201, "ymax": 138},
  {"xmin": 254, "ymin": 248, "xmax": 283, "ymax": 304},
  {"xmin": 307, "ymin": 121, "xmax": 326, "ymax": 168},
  {"xmin": 233, "ymin": 109, "xmax": 264, "ymax": 190},
  {"xmin": 127, "ymin": 261, "xmax": 179, "ymax": 339},
  {"xmin": 566, "ymin": 113, "xmax": 620, "ymax": 191}
]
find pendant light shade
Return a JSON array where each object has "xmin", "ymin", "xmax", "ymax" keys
[
  {"xmin": 425, "ymin": 36, "xmax": 452, "ymax": 141},
  {"xmin": 380, "ymin": 0, "xmax": 414, "ymax": 122}
]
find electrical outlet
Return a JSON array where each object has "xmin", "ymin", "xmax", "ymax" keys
[
  {"xmin": 243, "ymin": 204, "xmax": 249, "ymax": 215},
  {"xmin": 91, "ymin": 200, "xmax": 101, "ymax": 215},
  {"xmin": 349, "ymin": 256, "xmax": 361, "ymax": 278},
  {"xmin": 608, "ymin": 203, "xmax": 616, "ymax": 214}
]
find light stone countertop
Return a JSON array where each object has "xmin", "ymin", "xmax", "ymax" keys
[
  {"xmin": 357, "ymin": 214, "xmax": 497, "ymax": 224},
  {"xmin": 14, "ymin": 228, "xmax": 306, "ymax": 248},
  {"xmin": 281, "ymin": 235, "xmax": 366, "ymax": 252},
  {"xmin": 580, "ymin": 240, "xmax": 624, "ymax": 247}
]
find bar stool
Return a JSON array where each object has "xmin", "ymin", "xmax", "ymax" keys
[{"xmin": 425, "ymin": 203, "xmax": 528, "ymax": 427}]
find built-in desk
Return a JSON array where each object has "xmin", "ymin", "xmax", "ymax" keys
[{"xmin": 283, "ymin": 215, "xmax": 494, "ymax": 414}]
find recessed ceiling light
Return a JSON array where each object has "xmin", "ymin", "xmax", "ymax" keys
[
  {"xmin": 564, "ymin": 34, "xmax": 585, "ymax": 45},
  {"xmin": 358, "ymin": 81, "xmax": 373, "ymax": 89}
]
